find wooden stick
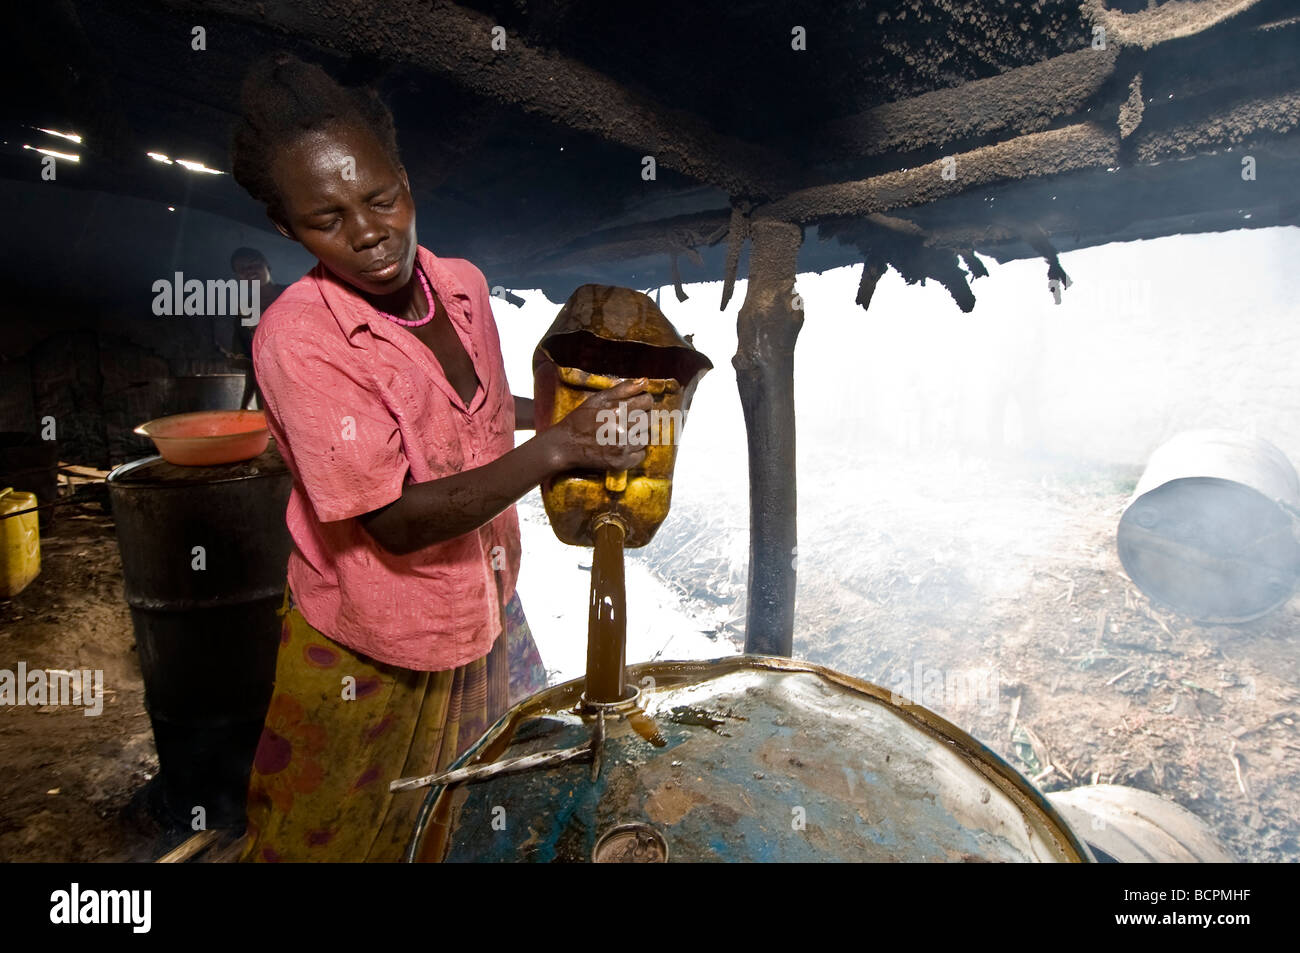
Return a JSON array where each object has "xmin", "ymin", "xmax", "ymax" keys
[
  {"xmin": 1231, "ymin": 710, "xmax": 1296, "ymax": 740},
  {"xmin": 155, "ymin": 830, "xmax": 220, "ymax": 864},
  {"xmin": 1228, "ymin": 740, "xmax": 1248, "ymax": 797},
  {"xmin": 1105, "ymin": 666, "xmax": 1135, "ymax": 687}
]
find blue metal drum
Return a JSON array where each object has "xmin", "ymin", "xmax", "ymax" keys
[{"xmin": 406, "ymin": 656, "xmax": 1092, "ymax": 863}]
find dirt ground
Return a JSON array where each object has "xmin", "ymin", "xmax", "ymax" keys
[
  {"xmin": 2, "ymin": 448, "xmax": 1297, "ymax": 862},
  {"xmin": 0, "ymin": 506, "xmax": 191, "ymax": 862},
  {"xmin": 646, "ymin": 447, "xmax": 1300, "ymax": 863}
]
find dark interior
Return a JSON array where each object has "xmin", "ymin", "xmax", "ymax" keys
[{"xmin": 539, "ymin": 331, "xmax": 713, "ymax": 385}]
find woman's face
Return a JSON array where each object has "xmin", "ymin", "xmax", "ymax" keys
[{"xmin": 269, "ymin": 122, "xmax": 417, "ymax": 296}]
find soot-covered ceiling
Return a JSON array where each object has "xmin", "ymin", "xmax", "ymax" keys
[{"xmin": 2, "ymin": 0, "xmax": 1298, "ymax": 307}]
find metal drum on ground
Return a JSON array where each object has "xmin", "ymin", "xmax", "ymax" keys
[
  {"xmin": 1118, "ymin": 430, "xmax": 1300, "ymax": 623},
  {"xmin": 1049, "ymin": 784, "xmax": 1234, "ymax": 863},
  {"xmin": 407, "ymin": 656, "xmax": 1093, "ymax": 863}
]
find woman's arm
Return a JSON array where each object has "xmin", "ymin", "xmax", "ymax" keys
[
  {"xmin": 359, "ymin": 379, "xmax": 651, "ymax": 555},
  {"xmin": 513, "ymin": 395, "xmax": 534, "ymax": 430},
  {"xmin": 359, "ymin": 431, "xmax": 560, "ymax": 555}
]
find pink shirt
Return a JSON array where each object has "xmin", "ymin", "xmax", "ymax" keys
[{"xmin": 252, "ymin": 245, "xmax": 521, "ymax": 671}]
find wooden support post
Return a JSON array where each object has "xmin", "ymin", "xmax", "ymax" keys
[{"xmin": 734, "ymin": 219, "xmax": 803, "ymax": 657}]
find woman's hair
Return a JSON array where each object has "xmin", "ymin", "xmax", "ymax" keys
[{"xmin": 231, "ymin": 53, "xmax": 401, "ymax": 218}]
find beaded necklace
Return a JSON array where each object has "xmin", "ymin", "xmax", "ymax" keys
[{"xmin": 374, "ymin": 264, "xmax": 435, "ymax": 327}]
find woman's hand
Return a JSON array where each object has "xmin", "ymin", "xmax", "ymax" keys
[
  {"xmin": 359, "ymin": 378, "xmax": 653, "ymax": 556},
  {"xmin": 545, "ymin": 378, "xmax": 654, "ymax": 473}
]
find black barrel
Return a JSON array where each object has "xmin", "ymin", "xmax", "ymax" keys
[
  {"xmin": 107, "ymin": 446, "xmax": 292, "ymax": 827},
  {"xmin": 0, "ymin": 431, "xmax": 59, "ymax": 529},
  {"xmin": 161, "ymin": 374, "xmax": 247, "ymax": 414}
]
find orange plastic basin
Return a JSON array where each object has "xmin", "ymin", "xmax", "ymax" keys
[{"xmin": 134, "ymin": 410, "xmax": 270, "ymax": 466}]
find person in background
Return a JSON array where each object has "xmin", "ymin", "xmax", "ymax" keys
[{"xmin": 224, "ymin": 247, "xmax": 284, "ymax": 408}]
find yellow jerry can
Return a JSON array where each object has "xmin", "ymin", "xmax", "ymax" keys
[{"xmin": 0, "ymin": 487, "xmax": 40, "ymax": 597}]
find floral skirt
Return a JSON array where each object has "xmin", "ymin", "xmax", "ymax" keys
[{"xmin": 238, "ymin": 588, "xmax": 548, "ymax": 862}]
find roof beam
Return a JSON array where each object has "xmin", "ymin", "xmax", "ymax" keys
[
  {"xmin": 1082, "ymin": 0, "xmax": 1267, "ymax": 50},
  {"xmin": 488, "ymin": 81, "xmax": 1300, "ymax": 288},
  {"xmin": 760, "ymin": 75, "xmax": 1300, "ymax": 226},
  {"xmin": 759, "ymin": 122, "xmax": 1121, "ymax": 225},
  {"xmin": 814, "ymin": 0, "xmax": 1276, "ymax": 162},
  {"xmin": 179, "ymin": 0, "xmax": 795, "ymax": 197},
  {"xmin": 819, "ymin": 48, "xmax": 1119, "ymax": 158},
  {"xmin": 1134, "ymin": 87, "xmax": 1300, "ymax": 160}
]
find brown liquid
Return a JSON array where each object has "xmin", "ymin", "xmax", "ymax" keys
[
  {"xmin": 627, "ymin": 709, "xmax": 667, "ymax": 747},
  {"xmin": 585, "ymin": 519, "xmax": 627, "ymax": 703}
]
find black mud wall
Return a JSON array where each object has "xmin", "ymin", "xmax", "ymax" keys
[{"xmin": 0, "ymin": 178, "xmax": 313, "ymax": 466}]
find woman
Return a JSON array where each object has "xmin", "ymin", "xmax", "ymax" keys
[{"xmin": 228, "ymin": 54, "xmax": 651, "ymax": 862}]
